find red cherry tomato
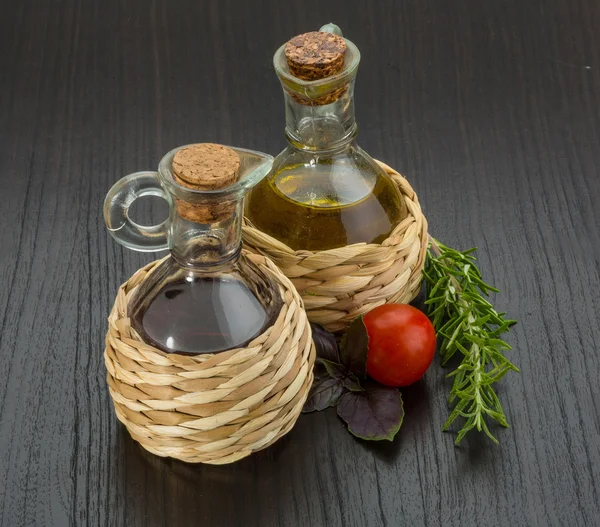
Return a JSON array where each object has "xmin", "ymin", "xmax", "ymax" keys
[{"xmin": 363, "ymin": 304, "xmax": 436, "ymax": 387}]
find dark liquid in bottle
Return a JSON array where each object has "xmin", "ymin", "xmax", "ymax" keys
[{"xmin": 133, "ymin": 276, "xmax": 270, "ymax": 355}]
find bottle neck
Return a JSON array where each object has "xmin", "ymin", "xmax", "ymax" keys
[
  {"xmin": 283, "ymin": 82, "xmax": 357, "ymax": 151},
  {"xmin": 169, "ymin": 198, "xmax": 243, "ymax": 273}
]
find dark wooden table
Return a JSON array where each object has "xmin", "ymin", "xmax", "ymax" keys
[{"xmin": 1, "ymin": 0, "xmax": 599, "ymax": 525}]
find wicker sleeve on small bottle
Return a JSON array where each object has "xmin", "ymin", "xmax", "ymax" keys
[{"xmin": 104, "ymin": 253, "xmax": 315, "ymax": 464}]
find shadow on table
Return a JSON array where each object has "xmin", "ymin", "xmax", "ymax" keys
[
  {"xmin": 355, "ymin": 379, "xmax": 432, "ymax": 464},
  {"xmin": 114, "ymin": 422, "xmax": 299, "ymax": 526}
]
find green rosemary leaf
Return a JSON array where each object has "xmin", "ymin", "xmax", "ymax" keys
[
  {"xmin": 425, "ymin": 237, "xmax": 519, "ymax": 445},
  {"xmin": 480, "ymin": 419, "xmax": 500, "ymax": 444},
  {"xmin": 472, "ymin": 314, "xmax": 492, "ymax": 327},
  {"xmin": 454, "ymin": 420, "xmax": 476, "ymax": 444},
  {"xmin": 442, "ymin": 397, "xmax": 470, "ymax": 429}
]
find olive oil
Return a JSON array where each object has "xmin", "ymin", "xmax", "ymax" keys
[{"xmin": 246, "ymin": 162, "xmax": 407, "ymax": 251}]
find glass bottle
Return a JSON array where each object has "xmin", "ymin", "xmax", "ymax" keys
[
  {"xmin": 245, "ymin": 24, "xmax": 408, "ymax": 252},
  {"xmin": 104, "ymin": 143, "xmax": 281, "ymax": 355}
]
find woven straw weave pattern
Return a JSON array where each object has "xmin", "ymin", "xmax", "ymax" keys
[
  {"xmin": 242, "ymin": 161, "xmax": 428, "ymax": 333},
  {"xmin": 105, "ymin": 253, "xmax": 315, "ymax": 464}
]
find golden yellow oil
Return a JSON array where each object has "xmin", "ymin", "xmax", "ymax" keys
[{"xmin": 245, "ymin": 163, "xmax": 407, "ymax": 251}]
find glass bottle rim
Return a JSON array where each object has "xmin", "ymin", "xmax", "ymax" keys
[{"xmin": 157, "ymin": 144, "xmax": 273, "ymax": 201}]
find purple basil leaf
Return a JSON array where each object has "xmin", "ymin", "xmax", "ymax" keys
[
  {"xmin": 336, "ymin": 384, "xmax": 404, "ymax": 441},
  {"xmin": 340, "ymin": 315, "xmax": 370, "ymax": 379},
  {"xmin": 303, "ymin": 376, "xmax": 345, "ymax": 413},
  {"xmin": 313, "ymin": 359, "xmax": 328, "ymax": 381},
  {"xmin": 321, "ymin": 358, "xmax": 348, "ymax": 380},
  {"xmin": 342, "ymin": 371, "xmax": 364, "ymax": 392},
  {"xmin": 311, "ymin": 323, "xmax": 340, "ymax": 363},
  {"xmin": 320, "ymin": 359, "xmax": 364, "ymax": 392}
]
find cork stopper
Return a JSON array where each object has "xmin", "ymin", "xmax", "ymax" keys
[
  {"xmin": 173, "ymin": 143, "xmax": 240, "ymax": 189},
  {"xmin": 172, "ymin": 143, "xmax": 240, "ymax": 223},
  {"xmin": 285, "ymin": 31, "xmax": 346, "ymax": 81}
]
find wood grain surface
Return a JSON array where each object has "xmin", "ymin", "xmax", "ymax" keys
[{"xmin": 1, "ymin": 0, "xmax": 599, "ymax": 525}]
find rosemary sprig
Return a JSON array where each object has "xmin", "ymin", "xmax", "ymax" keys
[{"xmin": 424, "ymin": 237, "xmax": 519, "ymax": 444}]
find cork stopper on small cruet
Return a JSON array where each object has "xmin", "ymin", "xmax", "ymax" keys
[{"xmin": 172, "ymin": 143, "xmax": 240, "ymax": 223}]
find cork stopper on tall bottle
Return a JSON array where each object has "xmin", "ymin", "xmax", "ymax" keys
[
  {"xmin": 285, "ymin": 31, "xmax": 347, "ymax": 81},
  {"xmin": 172, "ymin": 143, "xmax": 240, "ymax": 223},
  {"xmin": 283, "ymin": 30, "xmax": 348, "ymax": 105}
]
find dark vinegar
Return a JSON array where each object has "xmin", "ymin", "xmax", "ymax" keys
[{"xmin": 133, "ymin": 276, "xmax": 270, "ymax": 355}]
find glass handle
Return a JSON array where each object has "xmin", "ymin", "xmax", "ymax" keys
[{"xmin": 103, "ymin": 171, "xmax": 169, "ymax": 252}]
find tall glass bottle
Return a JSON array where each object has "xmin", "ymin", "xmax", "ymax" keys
[
  {"xmin": 104, "ymin": 143, "xmax": 281, "ymax": 355},
  {"xmin": 245, "ymin": 25, "xmax": 407, "ymax": 251}
]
